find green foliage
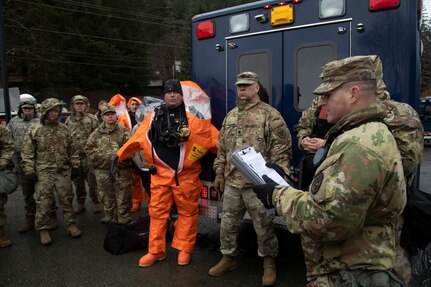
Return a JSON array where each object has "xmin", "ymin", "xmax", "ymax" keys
[{"xmin": 3, "ymin": 0, "xmax": 256, "ymax": 96}]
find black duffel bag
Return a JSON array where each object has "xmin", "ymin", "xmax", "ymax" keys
[{"xmin": 104, "ymin": 216, "xmax": 150, "ymax": 255}]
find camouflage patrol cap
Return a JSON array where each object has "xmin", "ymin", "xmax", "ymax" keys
[
  {"xmin": 235, "ymin": 71, "xmax": 259, "ymax": 85},
  {"xmin": 100, "ymin": 105, "xmax": 116, "ymax": 115},
  {"xmin": 72, "ymin": 95, "xmax": 88, "ymax": 104},
  {"xmin": 313, "ymin": 56, "xmax": 376, "ymax": 95}
]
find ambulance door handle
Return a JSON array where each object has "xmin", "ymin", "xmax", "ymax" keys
[
  {"xmin": 228, "ymin": 43, "xmax": 238, "ymax": 49},
  {"xmin": 337, "ymin": 27, "xmax": 346, "ymax": 34}
]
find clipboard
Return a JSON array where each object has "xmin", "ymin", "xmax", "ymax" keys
[{"xmin": 229, "ymin": 146, "xmax": 288, "ymax": 186}]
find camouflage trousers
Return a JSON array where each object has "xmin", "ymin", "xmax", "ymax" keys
[
  {"xmin": 307, "ymin": 270, "xmax": 404, "ymax": 287},
  {"xmin": 73, "ymin": 156, "xmax": 98, "ymax": 204},
  {"xmin": 34, "ymin": 170, "xmax": 76, "ymax": 231},
  {"xmin": 94, "ymin": 169, "xmax": 132, "ymax": 224},
  {"xmin": 0, "ymin": 193, "xmax": 8, "ymax": 227},
  {"xmin": 13, "ymin": 154, "xmax": 36, "ymax": 215},
  {"xmin": 220, "ymin": 185, "xmax": 278, "ymax": 257}
]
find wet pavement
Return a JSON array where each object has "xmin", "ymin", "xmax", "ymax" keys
[{"xmin": 1, "ymin": 147, "xmax": 430, "ymax": 287}]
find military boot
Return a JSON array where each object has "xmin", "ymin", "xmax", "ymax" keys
[
  {"xmin": 0, "ymin": 226, "xmax": 12, "ymax": 247},
  {"xmin": 208, "ymin": 255, "xmax": 238, "ymax": 276},
  {"xmin": 66, "ymin": 223, "xmax": 82, "ymax": 238},
  {"xmin": 19, "ymin": 215, "xmax": 35, "ymax": 233},
  {"xmin": 47, "ymin": 212, "xmax": 58, "ymax": 231},
  {"xmin": 74, "ymin": 201, "xmax": 86, "ymax": 214},
  {"xmin": 262, "ymin": 256, "xmax": 277, "ymax": 286},
  {"xmin": 39, "ymin": 230, "xmax": 52, "ymax": 246},
  {"xmin": 93, "ymin": 202, "xmax": 103, "ymax": 214}
]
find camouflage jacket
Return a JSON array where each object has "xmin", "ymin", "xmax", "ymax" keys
[
  {"xmin": 85, "ymin": 122, "xmax": 130, "ymax": 170},
  {"xmin": 214, "ymin": 99, "xmax": 292, "ymax": 189},
  {"xmin": 273, "ymin": 103, "xmax": 406, "ymax": 281},
  {"xmin": 65, "ymin": 113, "xmax": 99, "ymax": 156},
  {"xmin": 296, "ymin": 96, "xmax": 321, "ymax": 148},
  {"xmin": 21, "ymin": 121, "xmax": 80, "ymax": 174},
  {"xmin": 381, "ymin": 99, "xmax": 424, "ymax": 179},
  {"xmin": 6, "ymin": 115, "xmax": 39, "ymax": 154},
  {"xmin": 0, "ymin": 125, "xmax": 14, "ymax": 170}
]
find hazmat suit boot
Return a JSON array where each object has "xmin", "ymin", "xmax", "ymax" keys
[
  {"xmin": 262, "ymin": 256, "xmax": 277, "ymax": 286},
  {"xmin": 66, "ymin": 224, "xmax": 82, "ymax": 238},
  {"xmin": 39, "ymin": 230, "xmax": 52, "ymax": 246},
  {"xmin": 0, "ymin": 226, "xmax": 12, "ymax": 247},
  {"xmin": 138, "ymin": 252, "xmax": 166, "ymax": 267},
  {"xmin": 19, "ymin": 215, "xmax": 35, "ymax": 233},
  {"xmin": 74, "ymin": 201, "xmax": 86, "ymax": 214},
  {"xmin": 178, "ymin": 251, "xmax": 191, "ymax": 266},
  {"xmin": 93, "ymin": 203, "xmax": 103, "ymax": 214},
  {"xmin": 47, "ymin": 212, "xmax": 58, "ymax": 231},
  {"xmin": 208, "ymin": 255, "xmax": 238, "ymax": 276}
]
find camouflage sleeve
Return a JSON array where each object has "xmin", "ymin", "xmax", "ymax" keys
[
  {"xmin": 273, "ymin": 142, "xmax": 390, "ymax": 242},
  {"xmin": 91, "ymin": 115, "xmax": 99, "ymax": 131},
  {"xmin": 0, "ymin": 126, "xmax": 14, "ymax": 169},
  {"xmin": 85, "ymin": 131, "xmax": 102, "ymax": 166},
  {"xmin": 296, "ymin": 97, "xmax": 320, "ymax": 149},
  {"xmin": 66, "ymin": 129, "xmax": 80, "ymax": 169},
  {"xmin": 213, "ymin": 119, "xmax": 227, "ymax": 175},
  {"xmin": 383, "ymin": 101, "xmax": 424, "ymax": 177},
  {"xmin": 20, "ymin": 129, "xmax": 36, "ymax": 174},
  {"xmin": 267, "ymin": 111, "xmax": 292, "ymax": 173}
]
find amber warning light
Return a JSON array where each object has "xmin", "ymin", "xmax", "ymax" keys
[{"xmin": 196, "ymin": 20, "xmax": 215, "ymax": 40}]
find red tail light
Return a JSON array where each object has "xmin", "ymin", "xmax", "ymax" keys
[
  {"xmin": 196, "ymin": 20, "xmax": 215, "ymax": 40},
  {"xmin": 293, "ymin": 0, "xmax": 303, "ymax": 3},
  {"xmin": 369, "ymin": 0, "xmax": 400, "ymax": 11},
  {"xmin": 201, "ymin": 185, "xmax": 208, "ymax": 199}
]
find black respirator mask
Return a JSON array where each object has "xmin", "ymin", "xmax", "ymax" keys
[{"xmin": 153, "ymin": 104, "xmax": 190, "ymax": 148}]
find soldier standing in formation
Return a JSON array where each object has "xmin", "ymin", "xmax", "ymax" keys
[
  {"xmin": 21, "ymin": 98, "xmax": 82, "ymax": 246},
  {"xmin": 0, "ymin": 125, "xmax": 14, "ymax": 247},
  {"xmin": 209, "ymin": 72, "xmax": 292, "ymax": 286},
  {"xmin": 6, "ymin": 94, "xmax": 41, "ymax": 233},
  {"xmin": 253, "ymin": 56, "xmax": 407, "ymax": 286},
  {"xmin": 65, "ymin": 95, "xmax": 101, "ymax": 214},
  {"xmin": 85, "ymin": 105, "xmax": 133, "ymax": 224}
]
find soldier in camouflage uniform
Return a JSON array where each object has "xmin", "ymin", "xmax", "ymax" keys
[
  {"xmin": 7, "ymin": 94, "xmax": 40, "ymax": 232},
  {"xmin": 254, "ymin": 57, "xmax": 407, "ymax": 286},
  {"xmin": 209, "ymin": 72, "xmax": 292, "ymax": 286},
  {"xmin": 65, "ymin": 95, "xmax": 101, "ymax": 214},
  {"xmin": 85, "ymin": 105, "xmax": 132, "ymax": 224},
  {"xmin": 21, "ymin": 98, "xmax": 82, "ymax": 246},
  {"xmin": 0, "ymin": 125, "xmax": 14, "ymax": 247},
  {"xmin": 295, "ymin": 55, "xmax": 424, "ymax": 285}
]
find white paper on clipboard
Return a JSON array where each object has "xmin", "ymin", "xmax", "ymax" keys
[{"xmin": 229, "ymin": 146, "xmax": 288, "ymax": 186}]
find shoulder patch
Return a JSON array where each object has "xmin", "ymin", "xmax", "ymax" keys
[
  {"xmin": 310, "ymin": 173, "xmax": 324, "ymax": 194},
  {"xmin": 277, "ymin": 128, "xmax": 287, "ymax": 139}
]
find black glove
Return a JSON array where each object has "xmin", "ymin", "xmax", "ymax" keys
[
  {"xmin": 71, "ymin": 168, "xmax": 80, "ymax": 180},
  {"xmin": 26, "ymin": 173, "xmax": 38, "ymax": 183},
  {"xmin": 253, "ymin": 175, "xmax": 277, "ymax": 209},
  {"xmin": 265, "ymin": 162, "xmax": 295, "ymax": 186},
  {"xmin": 109, "ymin": 154, "xmax": 119, "ymax": 182}
]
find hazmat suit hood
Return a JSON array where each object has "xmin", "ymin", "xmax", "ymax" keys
[{"xmin": 127, "ymin": 97, "xmax": 142, "ymax": 109}]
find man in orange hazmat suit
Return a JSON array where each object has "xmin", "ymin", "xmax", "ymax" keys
[{"xmin": 116, "ymin": 79, "xmax": 218, "ymax": 267}]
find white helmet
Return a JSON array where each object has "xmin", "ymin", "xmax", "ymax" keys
[{"xmin": 19, "ymin": 93, "xmax": 37, "ymax": 104}]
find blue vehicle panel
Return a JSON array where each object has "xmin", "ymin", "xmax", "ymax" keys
[{"xmin": 192, "ymin": 0, "xmax": 421, "ymax": 166}]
